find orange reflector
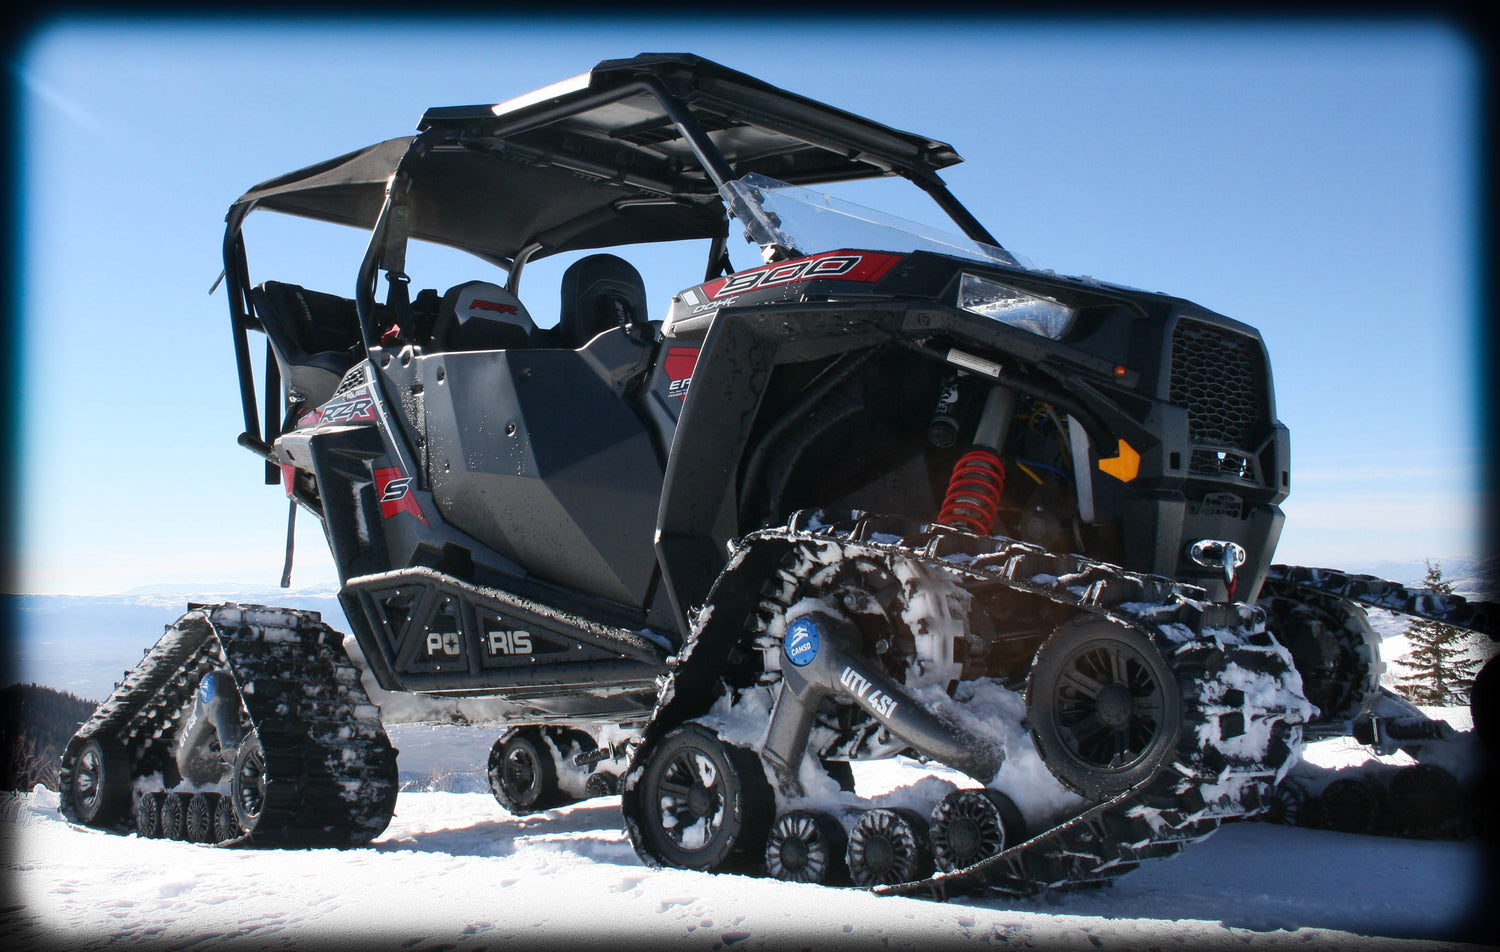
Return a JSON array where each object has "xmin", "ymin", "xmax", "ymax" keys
[
  {"xmin": 1098, "ymin": 439, "xmax": 1141, "ymax": 482},
  {"xmin": 1114, "ymin": 364, "xmax": 1127, "ymax": 377}
]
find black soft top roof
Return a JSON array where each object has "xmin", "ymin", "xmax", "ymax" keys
[{"xmin": 228, "ymin": 53, "xmax": 966, "ymax": 266}]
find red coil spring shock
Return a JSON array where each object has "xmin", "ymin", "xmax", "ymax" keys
[{"xmin": 936, "ymin": 448, "xmax": 1006, "ymax": 534}]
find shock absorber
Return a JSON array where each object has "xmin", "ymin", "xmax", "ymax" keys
[
  {"xmin": 937, "ymin": 450, "xmax": 1006, "ymax": 534},
  {"xmin": 936, "ymin": 385, "xmax": 1016, "ymax": 535},
  {"xmin": 926, "ymin": 372, "xmax": 962, "ymax": 448}
]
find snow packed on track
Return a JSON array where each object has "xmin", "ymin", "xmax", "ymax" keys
[{"xmin": 4, "ymin": 716, "xmax": 1494, "ymax": 952}]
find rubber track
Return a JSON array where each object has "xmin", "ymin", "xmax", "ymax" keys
[
  {"xmin": 1265, "ymin": 564, "xmax": 1497, "ymax": 639},
  {"xmin": 723, "ymin": 512, "xmax": 1309, "ymax": 898},
  {"xmin": 58, "ymin": 604, "xmax": 398, "ymax": 848}
]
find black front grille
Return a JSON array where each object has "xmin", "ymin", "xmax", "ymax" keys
[{"xmin": 1169, "ymin": 319, "xmax": 1267, "ymax": 455}]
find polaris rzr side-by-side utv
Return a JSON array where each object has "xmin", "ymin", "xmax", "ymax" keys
[{"xmin": 61, "ymin": 54, "xmax": 1494, "ymax": 894}]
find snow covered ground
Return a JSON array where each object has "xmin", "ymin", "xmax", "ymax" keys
[{"xmin": 3, "ymin": 721, "xmax": 1493, "ymax": 952}]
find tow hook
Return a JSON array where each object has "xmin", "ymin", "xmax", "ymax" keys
[{"xmin": 1188, "ymin": 539, "xmax": 1248, "ymax": 601}]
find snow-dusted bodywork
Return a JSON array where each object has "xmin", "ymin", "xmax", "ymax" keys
[{"xmin": 60, "ymin": 54, "xmax": 1495, "ymax": 892}]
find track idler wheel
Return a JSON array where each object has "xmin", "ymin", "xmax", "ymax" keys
[
  {"xmin": 66, "ymin": 736, "xmax": 131, "ymax": 827},
  {"xmin": 929, "ymin": 788, "xmax": 1026, "ymax": 876},
  {"xmin": 1319, "ymin": 776, "xmax": 1390, "ymax": 835},
  {"xmin": 584, "ymin": 771, "xmax": 618, "ymax": 799},
  {"xmin": 214, "ymin": 795, "xmax": 242, "ymax": 843},
  {"xmin": 846, "ymin": 808, "xmax": 933, "ymax": 887},
  {"xmin": 134, "ymin": 791, "xmax": 164, "ymax": 839},
  {"xmin": 1026, "ymin": 618, "xmax": 1182, "ymax": 800},
  {"xmin": 185, "ymin": 793, "xmax": 217, "ymax": 844},
  {"xmin": 764, "ymin": 809, "xmax": 848, "ymax": 885},
  {"xmin": 488, "ymin": 728, "xmax": 562, "ymax": 815},
  {"xmin": 160, "ymin": 793, "xmax": 187, "ymax": 840},
  {"xmin": 231, "ymin": 734, "xmax": 267, "ymax": 834},
  {"xmin": 1388, "ymin": 764, "xmax": 1463, "ymax": 838},
  {"xmin": 1265, "ymin": 777, "xmax": 1313, "ymax": 826},
  {"xmin": 629, "ymin": 723, "xmax": 773, "ymax": 872}
]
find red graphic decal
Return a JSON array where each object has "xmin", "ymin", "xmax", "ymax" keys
[
  {"xmin": 471, "ymin": 300, "xmax": 518, "ymax": 314},
  {"xmin": 664, "ymin": 347, "xmax": 699, "ymax": 400},
  {"xmin": 374, "ymin": 466, "xmax": 428, "ymax": 525},
  {"xmin": 280, "ymin": 464, "xmax": 296, "ymax": 496},
  {"xmin": 701, "ymin": 251, "xmax": 903, "ymax": 300}
]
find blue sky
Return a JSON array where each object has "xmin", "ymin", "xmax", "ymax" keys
[{"xmin": 10, "ymin": 16, "xmax": 1485, "ymax": 594}]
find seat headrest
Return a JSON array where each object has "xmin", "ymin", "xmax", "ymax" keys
[
  {"xmin": 436, "ymin": 281, "xmax": 535, "ymax": 351},
  {"xmin": 559, "ymin": 254, "xmax": 648, "ymax": 348}
]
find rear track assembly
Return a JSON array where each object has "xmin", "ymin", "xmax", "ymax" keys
[{"xmin": 59, "ymin": 604, "xmax": 398, "ymax": 848}]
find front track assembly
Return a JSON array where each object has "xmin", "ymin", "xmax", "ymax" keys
[
  {"xmin": 623, "ymin": 512, "xmax": 1313, "ymax": 898},
  {"xmin": 1256, "ymin": 565, "xmax": 1496, "ymax": 839},
  {"xmin": 59, "ymin": 603, "xmax": 398, "ymax": 848}
]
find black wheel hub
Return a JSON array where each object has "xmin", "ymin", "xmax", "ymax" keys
[
  {"xmin": 947, "ymin": 817, "xmax": 981, "ymax": 858},
  {"xmin": 657, "ymin": 750, "xmax": 724, "ymax": 849},
  {"xmin": 505, "ymin": 750, "xmax": 538, "ymax": 793},
  {"xmin": 1094, "ymin": 682, "xmax": 1134, "ymax": 727},
  {"xmin": 1057, "ymin": 641, "xmax": 1165, "ymax": 770},
  {"xmin": 862, "ymin": 835, "xmax": 895, "ymax": 873},
  {"xmin": 686, "ymin": 782, "xmax": 716, "ymax": 818},
  {"xmin": 779, "ymin": 835, "xmax": 810, "ymax": 871}
]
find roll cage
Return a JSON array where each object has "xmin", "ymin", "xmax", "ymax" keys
[{"xmin": 220, "ymin": 53, "xmax": 1003, "ymax": 468}]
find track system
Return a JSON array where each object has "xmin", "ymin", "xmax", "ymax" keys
[
  {"xmin": 58, "ymin": 604, "xmax": 398, "ymax": 848},
  {"xmin": 1265, "ymin": 565, "xmax": 1496, "ymax": 638},
  {"xmin": 623, "ymin": 511, "xmax": 1314, "ymax": 898}
]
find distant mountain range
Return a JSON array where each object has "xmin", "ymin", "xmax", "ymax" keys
[
  {"xmin": 1306, "ymin": 555, "xmax": 1495, "ymax": 600},
  {"xmin": 2, "ymin": 588, "xmax": 523, "ymax": 726},
  {"xmin": 3, "ymin": 588, "xmax": 346, "ymax": 703}
]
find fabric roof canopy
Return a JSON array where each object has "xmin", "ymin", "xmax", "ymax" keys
[{"xmin": 228, "ymin": 53, "xmax": 966, "ymax": 266}]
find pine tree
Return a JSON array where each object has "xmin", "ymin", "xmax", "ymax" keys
[
  {"xmin": 0, "ymin": 683, "xmax": 100, "ymax": 791},
  {"xmin": 1395, "ymin": 560, "xmax": 1481, "ymax": 706}
]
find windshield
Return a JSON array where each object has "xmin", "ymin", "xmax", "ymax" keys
[{"xmin": 719, "ymin": 173, "xmax": 1020, "ymax": 269}]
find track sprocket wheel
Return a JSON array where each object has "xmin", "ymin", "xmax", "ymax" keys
[
  {"xmin": 847, "ymin": 807, "xmax": 933, "ymax": 887},
  {"xmin": 629, "ymin": 722, "xmax": 773, "ymax": 872},
  {"xmin": 230, "ymin": 734, "xmax": 267, "ymax": 833},
  {"xmin": 1026, "ymin": 617, "xmax": 1182, "ymax": 800},
  {"xmin": 765, "ymin": 809, "xmax": 848, "ymax": 884},
  {"xmin": 488, "ymin": 728, "xmax": 561, "ymax": 815},
  {"xmin": 65, "ymin": 736, "xmax": 131, "ymax": 827},
  {"xmin": 929, "ymin": 788, "xmax": 1026, "ymax": 875},
  {"xmin": 1260, "ymin": 581, "xmax": 1382, "ymax": 728}
]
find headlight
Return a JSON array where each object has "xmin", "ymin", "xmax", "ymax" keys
[{"xmin": 957, "ymin": 273, "xmax": 1075, "ymax": 340}]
